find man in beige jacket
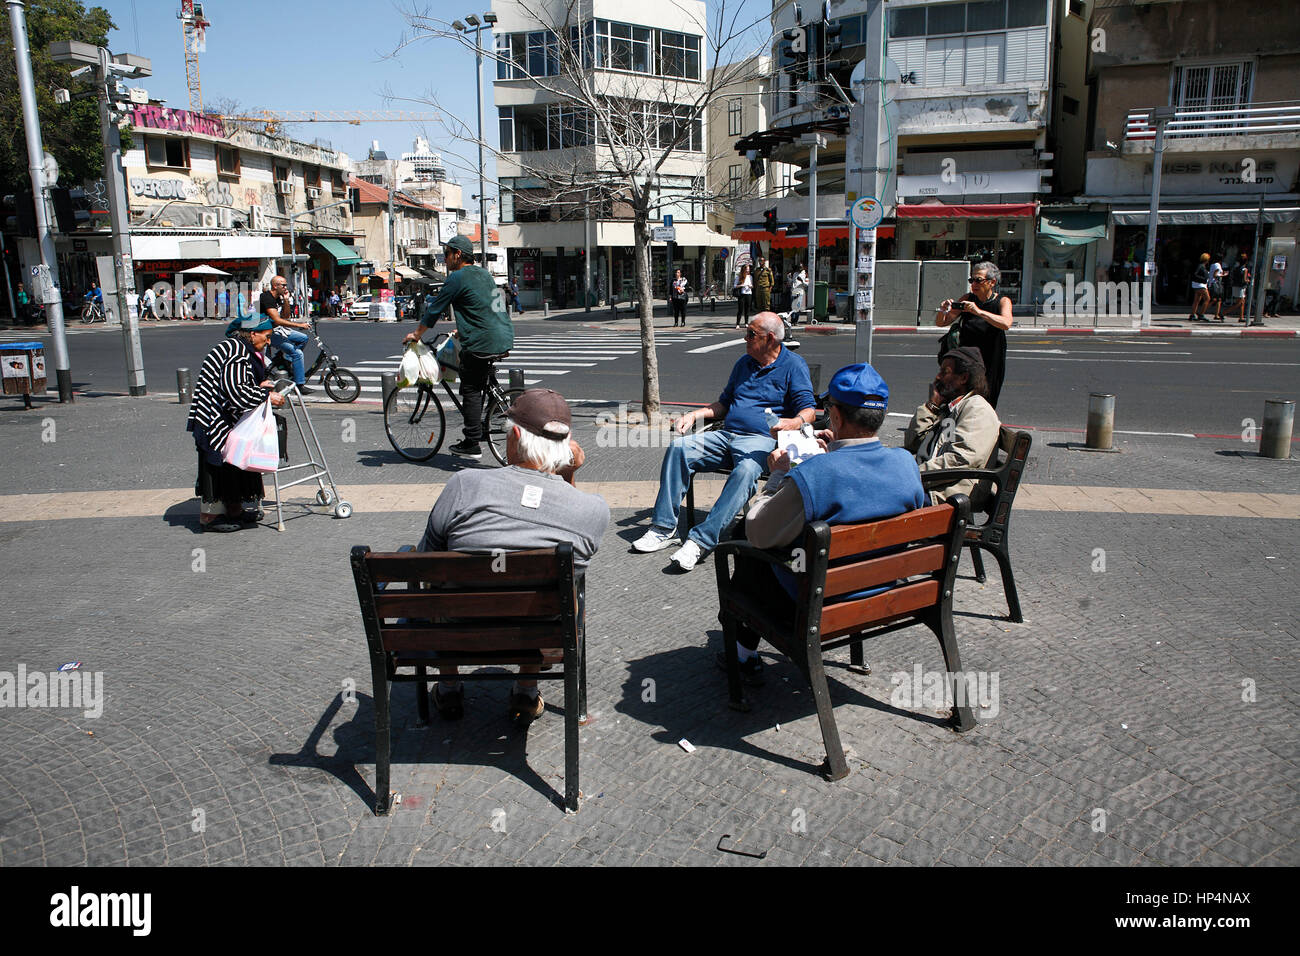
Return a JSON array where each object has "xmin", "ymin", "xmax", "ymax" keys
[{"xmin": 904, "ymin": 346, "xmax": 1002, "ymax": 506}]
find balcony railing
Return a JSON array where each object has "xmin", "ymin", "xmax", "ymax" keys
[{"xmin": 1125, "ymin": 101, "xmax": 1300, "ymax": 140}]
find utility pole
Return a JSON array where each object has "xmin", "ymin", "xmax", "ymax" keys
[
  {"xmin": 803, "ymin": 132, "xmax": 824, "ymax": 316},
  {"xmin": 387, "ymin": 159, "xmax": 396, "ymax": 298},
  {"xmin": 846, "ymin": 0, "xmax": 889, "ymax": 362},
  {"xmin": 584, "ymin": 187, "xmax": 592, "ymax": 312},
  {"xmin": 9, "ymin": 1, "xmax": 72, "ymax": 401},
  {"xmin": 453, "ymin": 12, "xmax": 497, "ymax": 267},
  {"xmin": 1142, "ymin": 105, "xmax": 1177, "ymax": 328}
]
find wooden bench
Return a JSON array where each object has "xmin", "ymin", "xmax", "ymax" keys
[
  {"xmin": 350, "ymin": 543, "xmax": 586, "ymax": 814},
  {"xmin": 713, "ymin": 498, "xmax": 976, "ymax": 781},
  {"xmin": 920, "ymin": 426, "xmax": 1032, "ymax": 622}
]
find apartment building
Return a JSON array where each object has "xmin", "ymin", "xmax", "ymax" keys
[
  {"xmin": 1078, "ymin": 0, "xmax": 1300, "ymax": 310},
  {"xmin": 347, "ymin": 176, "xmax": 441, "ymax": 292},
  {"xmin": 492, "ymin": 0, "xmax": 733, "ymax": 308},
  {"xmin": 121, "ymin": 104, "xmax": 358, "ymax": 302}
]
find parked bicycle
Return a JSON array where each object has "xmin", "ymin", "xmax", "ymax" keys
[
  {"xmin": 267, "ymin": 318, "xmax": 361, "ymax": 403},
  {"xmin": 383, "ymin": 319, "xmax": 521, "ymax": 465}
]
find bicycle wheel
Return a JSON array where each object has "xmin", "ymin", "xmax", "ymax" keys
[
  {"xmin": 80, "ymin": 303, "xmax": 97, "ymax": 324},
  {"xmin": 385, "ymin": 384, "xmax": 445, "ymax": 462},
  {"xmin": 484, "ymin": 386, "xmax": 523, "ymax": 466},
  {"xmin": 323, "ymin": 367, "xmax": 360, "ymax": 403}
]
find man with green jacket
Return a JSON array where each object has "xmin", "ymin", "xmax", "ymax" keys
[
  {"xmin": 753, "ymin": 257, "xmax": 774, "ymax": 312},
  {"xmin": 405, "ymin": 235, "xmax": 514, "ymax": 459}
]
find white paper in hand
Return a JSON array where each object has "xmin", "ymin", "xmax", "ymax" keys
[{"xmin": 776, "ymin": 426, "xmax": 825, "ymax": 466}]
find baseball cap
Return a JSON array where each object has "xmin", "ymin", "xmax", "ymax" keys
[
  {"xmin": 940, "ymin": 345, "xmax": 985, "ymax": 371},
  {"xmin": 444, "ymin": 235, "xmax": 474, "ymax": 257},
  {"xmin": 820, "ymin": 363, "xmax": 889, "ymax": 410},
  {"xmin": 507, "ymin": 388, "xmax": 571, "ymax": 440}
]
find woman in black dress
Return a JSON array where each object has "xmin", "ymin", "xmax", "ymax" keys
[{"xmin": 935, "ymin": 261, "xmax": 1012, "ymax": 408}]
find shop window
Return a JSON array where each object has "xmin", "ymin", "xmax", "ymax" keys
[{"xmin": 145, "ymin": 136, "xmax": 189, "ymax": 170}]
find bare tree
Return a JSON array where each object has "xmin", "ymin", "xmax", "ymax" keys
[{"xmin": 395, "ymin": 0, "xmax": 770, "ymax": 419}]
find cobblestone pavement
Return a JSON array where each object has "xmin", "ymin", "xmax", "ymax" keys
[{"xmin": 0, "ymin": 397, "xmax": 1296, "ymax": 866}]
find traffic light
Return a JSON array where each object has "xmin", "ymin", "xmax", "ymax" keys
[
  {"xmin": 763, "ymin": 208, "xmax": 779, "ymax": 234},
  {"xmin": 780, "ymin": 26, "xmax": 808, "ymax": 81},
  {"xmin": 3, "ymin": 192, "xmax": 37, "ymax": 237},
  {"xmin": 50, "ymin": 187, "xmax": 91, "ymax": 233},
  {"xmin": 820, "ymin": 18, "xmax": 844, "ymax": 77},
  {"xmin": 349, "ymin": 187, "xmax": 361, "ymax": 214}
]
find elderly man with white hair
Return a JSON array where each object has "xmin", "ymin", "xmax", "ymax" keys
[
  {"xmin": 418, "ymin": 388, "xmax": 609, "ymax": 725},
  {"xmin": 632, "ymin": 311, "xmax": 816, "ymax": 572}
]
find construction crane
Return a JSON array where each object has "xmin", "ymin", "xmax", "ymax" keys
[
  {"xmin": 217, "ymin": 111, "xmax": 441, "ymax": 136},
  {"xmin": 178, "ymin": 1, "xmax": 210, "ymax": 112}
]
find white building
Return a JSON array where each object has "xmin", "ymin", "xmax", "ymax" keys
[{"xmin": 492, "ymin": 0, "xmax": 734, "ymax": 308}]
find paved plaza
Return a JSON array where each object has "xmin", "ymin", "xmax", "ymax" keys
[{"xmin": 0, "ymin": 389, "xmax": 1296, "ymax": 867}]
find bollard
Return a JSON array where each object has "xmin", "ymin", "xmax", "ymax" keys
[
  {"xmin": 1260, "ymin": 399, "xmax": 1295, "ymax": 459},
  {"xmin": 381, "ymin": 372, "xmax": 398, "ymax": 408},
  {"xmin": 508, "ymin": 368, "xmax": 525, "ymax": 392},
  {"xmin": 1086, "ymin": 393, "xmax": 1115, "ymax": 450},
  {"xmin": 176, "ymin": 368, "xmax": 192, "ymax": 405},
  {"xmin": 543, "ymin": 300, "xmax": 550, "ymax": 317}
]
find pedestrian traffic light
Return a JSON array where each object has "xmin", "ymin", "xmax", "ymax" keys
[
  {"xmin": 3, "ymin": 192, "xmax": 37, "ymax": 237},
  {"xmin": 349, "ymin": 187, "xmax": 361, "ymax": 214},
  {"xmin": 820, "ymin": 18, "xmax": 844, "ymax": 76},
  {"xmin": 763, "ymin": 208, "xmax": 779, "ymax": 234},
  {"xmin": 50, "ymin": 188, "xmax": 91, "ymax": 233}
]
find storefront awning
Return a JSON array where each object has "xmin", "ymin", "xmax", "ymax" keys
[
  {"xmin": 1038, "ymin": 209, "xmax": 1107, "ymax": 245},
  {"xmin": 896, "ymin": 202, "xmax": 1038, "ymax": 219},
  {"xmin": 309, "ymin": 238, "xmax": 362, "ymax": 265},
  {"xmin": 730, "ymin": 226, "xmax": 894, "ymax": 247},
  {"xmin": 1110, "ymin": 205, "xmax": 1300, "ymax": 225}
]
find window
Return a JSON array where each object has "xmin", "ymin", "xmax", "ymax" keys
[
  {"xmin": 928, "ymin": 3, "xmax": 966, "ymax": 34},
  {"xmin": 496, "ymin": 33, "xmax": 528, "ymax": 78},
  {"xmin": 658, "ymin": 30, "xmax": 700, "ymax": 80},
  {"xmin": 304, "ymin": 165, "xmax": 321, "ymax": 188},
  {"xmin": 216, "ymin": 145, "xmax": 240, "ymax": 177},
  {"xmin": 546, "ymin": 104, "xmax": 593, "ymax": 149},
  {"xmin": 967, "ymin": 0, "xmax": 1006, "ymax": 30},
  {"xmin": 145, "ymin": 136, "xmax": 189, "ymax": 170},
  {"xmin": 728, "ymin": 164, "xmax": 742, "ymax": 199},
  {"xmin": 728, "ymin": 98, "xmax": 743, "ymax": 136},
  {"xmin": 889, "ymin": 6, "xmax": 926, "ymax": 37},
  {"xmin": 1007, "ymin": 0, "xmax": 1047, "ymax": 28},
  {"xmin": 1063, "ymin": 95, "xmax": 1080, "ymax": 115},
  {"xmin": 595, "ymin": 20, "xmax": 656, "ymax": 75},
  {"xmin": 1068, "ymin": 0, "xmax": 1085, "ymax": 17},
  {"xmin": 499, "ymin": 106, "xmax": 515, "ymax": 152},
  {"xmin": 887, "ymin": 0, "xmax": 1046, "ymax": 88}
]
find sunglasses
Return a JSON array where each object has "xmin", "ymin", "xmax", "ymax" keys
[
  {"xmin": 744, "ymin": 327, "xmax": 766, "ymax": 339},
  {"xmin": 969, "ymin": 276, "xmax": 990, "ymax": 284}
]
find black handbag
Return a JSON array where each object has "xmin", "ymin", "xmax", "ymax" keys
[{"xmin": 938, "ymin": 316, "xmax": 963, "ymax": 361}]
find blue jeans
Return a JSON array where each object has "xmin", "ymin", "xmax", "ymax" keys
[
  {"xmin": 273, "ymin": 330, "xmax": 309, "ymax": 384},
  {"xmin": 651, "ymin": 429, "xmax": 775, "ymax": 551}
]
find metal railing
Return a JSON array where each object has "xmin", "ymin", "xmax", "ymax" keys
[{"xmin": 1125, "ymin": 101, "xmax": 1300, "ymax": 140}]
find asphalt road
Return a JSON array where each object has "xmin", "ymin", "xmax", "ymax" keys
[{"xmin": 6, "ymin": 317, "xmax": 1298, "ymax": 439}]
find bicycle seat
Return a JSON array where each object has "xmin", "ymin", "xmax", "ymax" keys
[{"xmin": 479, "ymin": 352, "xmax": 510, "ymax": 362}]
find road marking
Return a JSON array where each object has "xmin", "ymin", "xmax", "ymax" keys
[
  {"xmin": 1008, "ymin": 349, "xmax": 1193, "ymax": 355},
  {"xmin": 687, "ymin": 339, "xmax": 745, "ymax": 354},
  {"xmin": 888, "ymin": 354, "xmax": 1300, "ymax": 366}
]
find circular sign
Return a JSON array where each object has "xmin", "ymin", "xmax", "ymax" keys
[
  {"xmin": 719, "ymin": 248, "xmax": 728, "ymax": 259},
  {"xmin": 849, "ymin": 196, "xmax": 883, "ymax": 230}
]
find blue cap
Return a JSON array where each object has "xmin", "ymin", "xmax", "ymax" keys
[
  {"xmin": 225, "ymin": 312, "xmax": 274, "ymax": 335},
  {"xmin": 820, "ymin": 363, "xmax": 889, "ymax": 410}
]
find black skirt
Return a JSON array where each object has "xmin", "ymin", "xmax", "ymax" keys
[{"xmin": 195, "ymin": 449, "xmax": 264, "ymax": 508}]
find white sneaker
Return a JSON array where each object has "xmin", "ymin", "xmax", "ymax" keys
[
  {"xmin": 670, "ymin": 539, "xmax": 704, "ymax": 571},
  {"xmin": 633, "ymin": 527, "xmax": 679, "ymax": 553}
]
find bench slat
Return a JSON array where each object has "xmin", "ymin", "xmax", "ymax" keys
[
  {"xmin": 822, "ymin": 543, "xmax": 946, "ymax": 598},
  {"xmin": 392, "ymin": 649, "xmax": 563, "ymax": 668},
  {"xmin": 374, "ymin": 590, "xmax": 564, "ymax": 618},
  {"xmin": 363, "ymin": 550, "xmax": 564, "ymax": 585},
  {"xmin": 818, "ymin": 580, "xmax": 940, "ymax": 640},
  {"xmin": 826, "ymin": 506, "xmax": 955, "ymax": 560},
  {"xmin": 379, "ymin": 623, "xmax": 567, "ymax": 652}
]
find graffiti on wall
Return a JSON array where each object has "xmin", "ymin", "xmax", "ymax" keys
[
  {"xmin": 228, "ymin": 128, "xmax": 343, "ymax": 168},
  {"xmin": 129, "ymin": 105, "xmax": 226, "ymax": 138},
  {"xmin": 131, "ymin": 178, "xmax": 202, "ymax": 200}
]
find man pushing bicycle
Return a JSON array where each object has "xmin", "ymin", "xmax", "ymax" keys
[{"xmin": 404, "ymin": 235, "xmax": 515, "ymax": 460}]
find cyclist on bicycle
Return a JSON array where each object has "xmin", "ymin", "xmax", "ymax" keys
[{"xmin": 404, "ymin": 234, "xmax": 514, "ymax": 460}]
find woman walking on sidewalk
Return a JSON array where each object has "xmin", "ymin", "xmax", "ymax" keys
[
  {"xmin": 1189, "ymin": 253, "xmax": 1212, "ymax": 321},
  {"xmin": 186, "ymin": 314, "xmax": 285, "ymax": 532},
  {"xmin": 734, "ymin": 263, "xmax": 753, "ymax": 327}
]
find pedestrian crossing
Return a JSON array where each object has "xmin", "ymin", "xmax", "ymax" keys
[{"xmin": 343, "ymin": 329, "xmax": 723, "ymax": 394}]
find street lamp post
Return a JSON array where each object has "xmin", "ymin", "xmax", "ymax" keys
[
  {"xmin": 453, "ymin": 12, "xmax": 497, "ymax": 269},
  {"xmin": 1141, "ymin": 105, "xmax": 1177, "ymax": 328}
]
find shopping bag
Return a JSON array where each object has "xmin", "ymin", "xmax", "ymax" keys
[
  {"xmin": 398, "ymin": 341, "xmax": 441, "ymax": 387},
  {"xmin": 397, "ymin": 344, "xmax": 422, "ymax": 389},
  {"xmin": 435, "ymin": 335, "xmax": 459, "ymax": 383},
  {"xmin": 416, "ymin": 344, "xmax": 441, "ymax": 384},
  {"xmin": 223, "ymin": 398, "xmax": 280, "ymax": 473}
]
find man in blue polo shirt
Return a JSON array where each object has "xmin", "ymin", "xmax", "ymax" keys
[
  {"xmin": 633, "ymin": 311, "xmax": 816, "ymax": 571},
  {"xmin": 723, "ymin": 363, "xmax": 926, "ymax": 683}
]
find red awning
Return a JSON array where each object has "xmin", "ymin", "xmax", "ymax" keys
[
  {"xmin": 896, "ymin": 202, "xmax": 1038, "ymax": 219},
  {"xmin": 730, "ymin": 225, "xmax": 894, "ymax": 248}
]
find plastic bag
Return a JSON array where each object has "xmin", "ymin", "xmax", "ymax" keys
[
  {"xmin": 435, "ymin": 335, "xmax": 459, "ymax": 383},
  {"xmin": 223, "ymin": 398, "xmax": 279, "ymax": 473},
  {"xmin": 416, "ymin": 345, "xmax": 441, "ymax": 384},
  {"xmin": 398, "ymin": 341, "xmax": 441, "ymax": 387}
]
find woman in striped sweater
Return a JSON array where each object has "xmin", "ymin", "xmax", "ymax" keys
[{"xmin": 186, "ymin": 313, "xmax": 285, "ymax": 532}]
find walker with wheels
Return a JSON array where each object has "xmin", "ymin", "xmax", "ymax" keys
[{"xmin": 268, "ymin": 381, "xmax": 352, "ymax": 530}]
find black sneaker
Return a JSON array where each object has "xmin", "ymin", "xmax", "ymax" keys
[
  {"xmin": 449, "ymin": 439, "xmax": 483, "ymax": 459},
  {"xmin": 297, "ymin": 383, "xmax": 314, "ymax": 395},
  {"xmin": 715, "ymin": 650, "xmax": 764, "ymax": 686}
]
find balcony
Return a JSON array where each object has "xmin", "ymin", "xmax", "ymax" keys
[{"xmin": 1123, "ymin": 101, "xmax": 1300, "ymax": 153}]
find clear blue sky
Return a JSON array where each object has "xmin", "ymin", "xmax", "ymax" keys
[{"xmin": 101, "ymin": 0, "xmax": 773, "ymax": 192}]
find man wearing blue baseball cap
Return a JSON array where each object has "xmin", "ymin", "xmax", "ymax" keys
[{"xmin": 720, "ymin": 363, "xmax": 925, "ymax": 684}]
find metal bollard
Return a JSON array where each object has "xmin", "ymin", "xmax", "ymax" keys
[
  {"xmin": 176, "ymin": 368, "xmax": 192, "ymax": 405},
  {"xmin": 543, "ymin": 300, "xmax": 550, "ymax": 317},
  {"xmin": 1260, "ymin": 399, "xmax": 1295, "ymax": 459},
  {"xmin": 508, "ymin": 368, "xmax": 525, "ymax": 392},
  {"xmin": 381, "ymin": 372, "xmax": 398, "ymax": 408},
  {"xmin": 1086, "ymin": 393, "xmax": 1115, "ymax": 450}
]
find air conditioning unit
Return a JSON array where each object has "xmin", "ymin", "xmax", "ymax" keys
[
  {"xmin": 306, "ymin": 186, "xmax": 321, "ymax": 199},
  {"xmin": 277, "ymin": 181, "xmax": 293, "ymax": 196},
  {"xmin": 216, "ymin": 207, "xmax": 233, "ymax": 229},
  {"xmin": 200, "ymin": 211, "xmax": 219, "ymax": 229},
  {"xmin": 249, "ymin": 206, "xmax": 264, "ymax": 231}
]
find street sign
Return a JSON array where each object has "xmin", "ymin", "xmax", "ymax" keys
[
  {"xmin": 652, "ymin": 226, "xmax": 676, "ymax": 242},
  {"xmin": 849, "ymin": 196, "xmax": 884, "ymax": 230},
  {"xmin": 663, "ymin": 215, "xmax": 673, "ymax": 228},
  {"xmin": 719, "ymin": 248, "xmax": 728, "ymax": 259}
]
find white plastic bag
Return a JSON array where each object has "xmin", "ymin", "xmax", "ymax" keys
[
  {"xmin": 435, "ymin": 335, "xmax": 459, "ymax": 383},
  {"xmin": 398, "ymin": 341, "xmax": 440, "ymax": 387},
  {"xmin": 223, "ymin": 398, "xmax": 279, "ymax": 473},
  {"xmin": 416, "ymin": 345, "xmax": 441, "ymax": 384}
]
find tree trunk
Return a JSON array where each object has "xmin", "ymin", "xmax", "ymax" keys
[{"xmin": 632, "ymin": 212, "xmax": 661, "ymax": 420}]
